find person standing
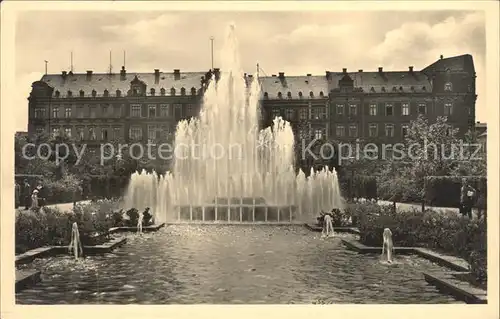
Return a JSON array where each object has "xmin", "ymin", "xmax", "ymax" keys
[
  {"xmin": 31, "ymin": 189, "xmax": 39, "ymax": 210},
  {"xmin": 15, "ymin": 181, "xmax": 21, "ymax": 208},
  {"xmin": 23, "ymin": 179, "xmax": 31, "ymax": 210},
  {"xmin": 460, "ymin": 178, "xmax": 476, "ymax": 219},
  {"xmin": 36, "ymin": 183, "xmax": 45, "ymax": 208}
]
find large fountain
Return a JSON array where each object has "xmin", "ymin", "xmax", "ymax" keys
[{"xmin": 123, "ymin": 24, "xmax": 343, "ymax": 223}]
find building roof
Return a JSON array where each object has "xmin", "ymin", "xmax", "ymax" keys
[
  {"xmin": 39, "ymin": 71, "xmax": 206, "ymax": 98},
  {"xmin": 328, "ymin": 70, "xmax": 432, "ymax": 93},
  {"xmin": 259, "ymin": 75, "xmax": 329, "ymax": 99},
  {"xmin": 421, "ymin": 54, "xmax": 475, "ymax": 74}
]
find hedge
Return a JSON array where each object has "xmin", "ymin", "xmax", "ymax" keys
[
  {"xmin": 349, "ymin": 202, "xmax": 487, "ymax": 284},
  {"xmin": 425, "ymin": 176, "xmax": 487, "ymax": 209},
  {"xmin": 16, "ymin": 199, "xmax": 121, "ymax": 254}
]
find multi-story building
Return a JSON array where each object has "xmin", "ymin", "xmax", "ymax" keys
[{"xmin": 27, "ymin": 54, "xmax": 476, "ymax": 169}]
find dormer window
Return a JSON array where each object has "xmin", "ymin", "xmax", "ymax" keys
[
  {"xmin": 171, "ymin": 87, "xmax": 176, "ymax": 96},
  {"xmin": 298, "ymin": 91, "xmax": 303, "ymax": 98},
  {"xmin": 410, "ymin": 86, "xmax": 415, "ymax": 92},
  {"xmin": 287, "ymin": 91, "xmax": 292, "ymax": 99},
  {"xmin": 422, "ymin": 86, "xmax": 427, "ymax": 92},
  {"xmin": 79, "ymin": 90, "xmax": 85, "ymax": 97},
  {"xmin": 444, "ymin": 82, "xmax": 453, "ymax": 91},
  {"xmin": 399, "ymin": 86, "xmax": 403, "ymax": 91},
  {"xmin": 150, "ymin": 88, "xmax": 155, "ymax": 96},
  {"xmin": 180, "ymin": 87, "xmax": 186, "ymax": 96},
  {"xmin": 116, "ymin": 90, "xmax": 121, "ymax": 97},
  {"xmin": 67, "ymin": 90, "xmax": 73, "ymax": 97},
  {"xmin": 160, "ymin": 88, "xmax": 166, "ymax": 96},
  {"xmin": 91, "ymin": 89, "xmax": 97, "ymax": 97},
  {"xmin": 191, "ymin": 87, "xmax": 196, "ymax": 95},
  {"xmin": 381, "ymin": 87, "xmax": 386, "ymax": 92},
  {"xmin": 103, "ymin": 89, "xmax": 109, "ymax": 97},
  {"xmin": 309, "ymin": 91, "xmax": 314, "ymax": 98},
  {"xmin": 319, "ymin": 91, "xmax": 324, "ymax": 97},
  {"xmin": 263, "ymin": 92, "xmax": 269, "ymax": 99},
  {"xmin": 392, "ymin": 86, "xmax": 397, "ymax": 92},
  {"xmin": 370, "ymin": 87, "xmax": 375, "ymax": 93},
  {"xmin": 277, "ymin": 92, "xmax": 283, "ymax": 99},
  {"xmin": 54, "ymin": 90, "xmax": 60, "ymax": 98}
]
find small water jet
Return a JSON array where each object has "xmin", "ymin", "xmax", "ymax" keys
[
  {"xmin": 68, "ymin": 222, "xmax": 83, "ymax": 259},
  {"xmin": 137, "ymin": 211, "xmax": 144, "ymax": 234},
  {"xmin": 381, "ymin": 228, "xmax": 394, "ymax": 263},
  {"xmin": 321, "ymin": 214, "xmax": 334, "ymax": 238}
]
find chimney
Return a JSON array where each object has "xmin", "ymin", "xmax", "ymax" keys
[
  {"xmin": 278, "ymin": 72, "xmax": 285, "ymax": 79},
  {"xmin": 248, "ymin": 74, "xmax": 253, "ymax": 78},
  {"xmin": 86, "ymin": 70, "xmax": 93, "ymax": 81},
  {"xmin": 154, "ymin": 69, "xmax": 160, "ymax": 84},
  {"xmin": 440, "ymin": 55, "xmax": 444, "ymax": 59},
  {"xmin": 213, "ymin": 68, "xmax": 220, "ymax": 81},
  {"xmin": 325, "ymin": 71, "xmax": 331, "ymax": 79},
  {"xmin": 61, "ymin": 71, "xmax": 67, "ymax": 79},
  {"xmin": 173, "ymin": 69, "xmax": 180, "ymax": 80},
  {"xmin": 378, "ymin": 67, "xmax": 383, "ymax": 73},
  {"xmin": 120, "ymin": 66, "xmax": 126, "ymax": 81},
  {"xmin": 409, "ymin": 66, "xmax": 414, "ymax": 73},
  {"xmin": 358, "ymin": 69, "xmax": 363, "ymax": 72},
  {"xmin": 272, "ymin": 74, "xmax": 276, "ymax": 77},
  {"xmin": 342, "ymin": 68, "xmax": 347, "ymax": 73},
  {"xmin": 306, "ymin": 73, "xmax": 312, "ymax": 76}
]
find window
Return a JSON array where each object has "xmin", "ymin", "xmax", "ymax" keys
[
  {"xmin": 299, "ymin": 108, "xmax": 308, "ymax": 120},
  {"xmin": 401, "ymin": 124, "xmax": 409, "ymax": 137},
  {"xmin": 444, "ymin": 82, "xmax": 453, "ymax": 91},
  {"xmin": 314, "ymin": 128, "xmax": 324, "ymax": 140},
  {"xmin": 52, "ymin": 107, "xmax": 59, "ymax": 119},
  {"xmin": 51, "ymin": 127, "xmax": 59, "ymax": 137},
  {"xmin": 369, "ymin": 104, "xmax": 377, "ymax": 116},
  {"xmin": 114, "ymin": 104, "xmax": 122, "ymax": 117},
  {"xmin": 116, "ymin": 90, "xmax": 121, "ymax": 97},
  {"xmin": 444, "ymin": 102, "xmax": 453, "ymax": 116},
  {"xmin": 174, "ymin": 104, "xmax": 182, "ymax": 118},
  {"xmin": 349, "ymin": 104, "xmax": 357, "ymax": 115},
  {"xmin": 272, "ymin": 108, "xmax": 281, "ymax": 119},
  {"xmin": 90, "ymin": 106, "xmax": 97, "ymax": 118},
  {"xmin": 311, "ymin": 107, "xmax": 325, "ymax": 120},
  {"xmin": 336, "ymin": 104, "xmax": 344, "ymax": 115},
  {"xmin": 76, "ymin": 106, "xmax": 84, "ymax": 118},
  {"xmin": 79, "ymin": 90, "xmax": 85, "ymax": 97},
  {"xmin": 101, "ymin": 128, "xmax": 109, "ymax": 141},
  {"xmin": 467, "ymin": 107, "xmax": 472, "ymax": 116},
  {"xmin": 113, "ymin": 127, "xmax": 121, "ymax": 140},
  {"xmin": 35, "ymin": 127, "xmax": 44, "ymax": 135},
  {"xmin": 385, "ymin": 103, "xmax": 393, "ymax": 116},
  {"xmin": 65, "ymin": 107, "xmax": 72, "ymax": 118},
  {"xmin": 129, "ymin": 126, "xmax": 142, "ymax": 140},
  {"xmin": 299, "ymin": 128, "xmax": 309, "ymax": 140},
  {"xmin": 148, "ymin": 104, "xmax": 157, "ymax": 117},
  {"xmin": 336, "ymin": 125, "xmax": 345, "ymax": 137},
  {"xmin": 131, "ymin": 104, "xmax": 141, "ymax": 117},
  {"xmin": 102, "ymin": 104, "xmax": 109, "ymax": 117},
  {"xmin": 385, "ymin": 124, "xmax": 394, "ymax": 137},
  {"xmin": 186, "ymin": 104, "xmax": 194, "ymax": 117},
  {"xmin": 418, "ymin": 102, "xmax": 427, "ymax": 115},
  {"xmin": 88, "ymin": 127, "xmax": 96, "ymax": 140},
  {"xmin": 160, "ymin": 104, "xmax": 170, "ymax": 117},
  {"xmin": 401, "ymin": 103, "xmax": 410, "ymax": 116},
  {"xmin": 349, "ymin": 124, "xmax": 358, "ymax": 137},
  {"xmin": 285, "ymin": 109, "xmax": 295, "ymax": 121},
  {"xmin": 369, "ymin": 124, "xmax": 378, "ymax": 137},
  {"xmin": 64, "ymin": 127, "xmax": 71, "ymax": 137},
  {"xmin": 446, "ymin": 125, "xmax": 453, "ymax": 136},
  {"xmin": 77, "ymin": 127, "xmax": 84, "ymax": 140},
  {"xmin": 160, "ymin": 125, "xmax": 171, "ymax": 140},
  {"xmin": 34, "ymin": 108, "xmax": 45, "ymax": 118},
  {"xmin": 160, "ymin": 88, "xmax": 166, "ymax": 96}
]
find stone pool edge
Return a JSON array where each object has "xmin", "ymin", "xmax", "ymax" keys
[
  {"xmin": 341, "ymin": 238, "xmax": 487, "ymax": 304},
  {"xmin": 303, "ymin": 223, "xmax": 361, "ymax": 234},
  {"xmin": 15, "ymin": 223, "xmax": 166, "ymax": 266}
]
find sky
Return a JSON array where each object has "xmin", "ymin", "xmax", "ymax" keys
[{"xmin": 14, "ymin": 10, "xmax": 486, "ymax": 132}]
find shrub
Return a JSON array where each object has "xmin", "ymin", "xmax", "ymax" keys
[
  {"xmin": 15, "ymin": 199, "xmax": 123, "ymax": 254},
  {"xmin": 355, "ymin": 202, "xmax": 487, "ymax": 284},
  {"xmin": 43, "ymin": 174, "xmax": 83, "ymax": 205}
]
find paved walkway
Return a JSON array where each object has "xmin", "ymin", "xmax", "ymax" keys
[{"xmin": 16, "ymin": 200, "xmax": 91, "ymax": 215}]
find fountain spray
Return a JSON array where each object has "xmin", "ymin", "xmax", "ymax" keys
[{"xmin": 68, "ymin": 222, "xmax": 83, "ymax": 259}]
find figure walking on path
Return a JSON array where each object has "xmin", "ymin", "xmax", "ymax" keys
[{"xmin": 460, "ymin": 178, "xmax": 476, "ymax": 219}]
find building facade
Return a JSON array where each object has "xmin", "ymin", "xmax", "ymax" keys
[{"xmin": 27, "ymin": 54, "xmax": 476, "ymax": 168}]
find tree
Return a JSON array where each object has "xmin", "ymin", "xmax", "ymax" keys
[{"xmin": 451, "ymin": 129, "xmax": 486, "ymax": 177}]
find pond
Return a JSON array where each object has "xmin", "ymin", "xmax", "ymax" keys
[{"xmin": 16, "ymin": 225, "xmax": 461, "ymax": 304}]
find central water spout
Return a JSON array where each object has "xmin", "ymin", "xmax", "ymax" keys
[
  {"xmin": 68, "ymin": 222, "xmax": 83, "ymax": 259},
  {"xmin": 382, "ymin": 228, "xmax": 394, "ymax": 263}
]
